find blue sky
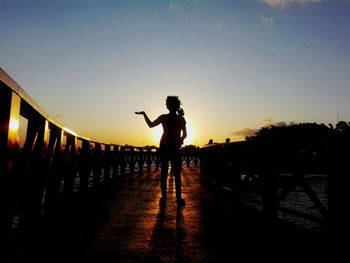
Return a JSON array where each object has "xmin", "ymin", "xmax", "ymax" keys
[{"xmin": 1, "ymin": 0, "xmax": 349, "ymax": 146}]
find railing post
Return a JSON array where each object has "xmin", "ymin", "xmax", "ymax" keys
[
  {"xmin": 199, "ymin": 147, "xmax": 207, "ymax": 183},
  {"xmin": 78, "ymin": 139, "xmax": 91, "ymax": 195},
  {"xmin": 0, "ymin": 87, "xmax": 12, "ymax": 177},
  {"xmin": 146, "ymin": 147, "xmax": 152, "ymax": 172},
  {"xmin": 0, "ymin": 88, "xmax": 20, "ymax": 252},
  {"xmin": 1, "ymin": 90, "xmax": 20, "ymax": 173},
  {"xmin": 92, "ymin": 143, "xmax": 102, "ymax": 188},
  {"xmin": 199, "ymin": 146, "xmax": 215, "ymax": 185},
  {"xmin": 112, "ymin": 146, "xmax": 119, "ymax": 180},
  {"xmin": 120, "ymin": 146, "xmax": 126, "ymax": 176},
  {"xmin": 129, "ymin": 147, "xmax": 135, "ymax": 175},
  {"xmin": 228, "ymin": 144, "xmax": 243, "ymax": 203},
  {"xmin": 62, "ymin": 133, "xmax": 77, "ymax": 198},
  {"xmin": 138, "ymin": 147, "xmax": 144, "ymax": 175},
  {"xmin": 43, "ymin": 125, "xmax": 63, "ymax": 213},
  {"xmin": 155, "ymin": 148, "xmax": 160, "ymax": 171},
  {"xmin": 18, "ymin": 108, "xmax": 48, "ymax": 240},
  {"xmin": 104, "ymin": 145, "xmax": 111, "ymax": 183},
  {"xmin": 194, "ymin": 147, "xmax": 199, "ymax": 167}
]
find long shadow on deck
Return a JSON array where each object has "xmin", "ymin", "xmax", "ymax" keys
[{"xmin": 11, "ymin": 166, "xmax": 329, "ymax": 263}]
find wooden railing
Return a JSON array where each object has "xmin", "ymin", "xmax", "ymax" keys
[
  {"xmin": 199, "ymin": 134, "xmax": 350, "ymax": 233},
  {"xmin": 2, "ymin": 66, "xmax": 349, "ymax": 260},
  {"xmin": 0, "ymin": 68, "xmax": 199, "ymax": 254}
]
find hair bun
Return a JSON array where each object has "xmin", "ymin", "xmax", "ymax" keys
[{"xmin": 178, "ymin": 108, "xmax": 184, "ymax": 116}]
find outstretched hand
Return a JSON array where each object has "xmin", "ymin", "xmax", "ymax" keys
[{"xmin": 135, "ymin": 111, "xmax": 145, "ymax": 115}]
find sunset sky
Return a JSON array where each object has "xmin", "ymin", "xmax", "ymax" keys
[{"xmin": 1, "ymin": 0, "xmax": 349, "ymax": 146}]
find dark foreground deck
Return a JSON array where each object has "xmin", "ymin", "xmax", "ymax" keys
[{"xmin": 10, "ymin": 166, "xmax": 330, "ymax": 263}]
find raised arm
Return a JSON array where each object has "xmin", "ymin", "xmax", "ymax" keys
[{"xmin": 135, "ymin": 111, "xmax": 161, "ymax": 128}]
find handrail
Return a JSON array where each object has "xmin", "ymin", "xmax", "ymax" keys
[
  {"xmin": 1, "ymin": 67, "xmax": 200, "ymax": 251},
  {"xmin": 0, "ymin": 67, "xmax": 54, "ymax": 126},
  {"xmin": 3, "ymin": 66, "xmax": 349, "ymax": 260},
  {"xmin": 0, "ymin": 67, "xmax": 121, "ymax": 146},
  {"xmin": 2, "ymin": 68, "xmax": 199, "ymax": 253}
]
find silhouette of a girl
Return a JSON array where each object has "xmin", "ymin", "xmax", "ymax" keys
[{"xmin": 135, "ymin": 96, "xmax": 187, "ymax": 206}]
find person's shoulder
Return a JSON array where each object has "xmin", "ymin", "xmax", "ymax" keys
[
  {"xmin": 157, "ymin": 114, "xmax": 167, "ymax": 120},
  {"xmin": 180, "ymin": 116, "xmax": 186, "ymax": 124}
]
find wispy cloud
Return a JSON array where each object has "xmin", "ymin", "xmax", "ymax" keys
[
  {"xmin": 262, "ymin": 0, "xmax": 322, "ymax": 9},
  {"xmin": 169, "ymin": 3, "xmax": 182, "ymax": 20},
  {"xmin": 263, "ymin": 119, "xmax": 296, "ymax": 127},
  {"xmin": 261, "ymin": 15, "xmax": 274, "ymax": 25},
  {"xmin": 231, "ymin": 128, "xmax": 259, "ymax": 139}
]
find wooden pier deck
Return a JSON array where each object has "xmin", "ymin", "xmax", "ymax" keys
[
  {"xmin": 12, "ymin": 166, "xmax": 330, "ymax": 263},
  {"xmin": 2, "ymin": 66, "xmax": 346, "ymax": 263}
]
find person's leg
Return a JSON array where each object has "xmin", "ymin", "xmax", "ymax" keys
[
  {"xmin": 171, "ymin": 151, "xmax": 185, "ymax": 205},
  {"xmin": 172, "ymin": 160, "xmax": 181, "ymax": 199},
  {"xmin": 160, "ymin": 146, "xmax": 169, "ymax": 204},
  {"xmin": 160, "ymin": 159, "xmax": 169, "ymax": 199}
]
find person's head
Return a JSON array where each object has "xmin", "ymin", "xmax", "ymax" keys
[{"xmin": 166, "ymin": 96, "xmax": 184, "ymax": 116}]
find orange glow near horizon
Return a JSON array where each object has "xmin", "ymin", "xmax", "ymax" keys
[
  {"xmin": 153, "ymin": 126, "xmax": 163, "ymax": 146},
  {"xmin": 185, "ymin": 124, "xmax": 195, "ymax": 145}
]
